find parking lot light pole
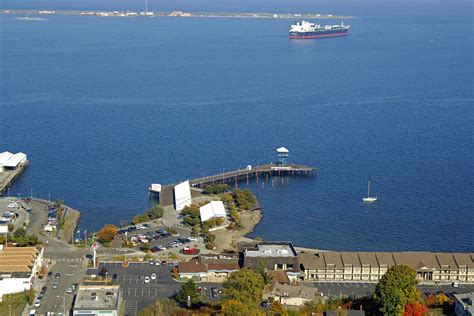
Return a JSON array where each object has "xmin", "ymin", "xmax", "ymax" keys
[{"xmin": 57, "ymin": 295, "xmax": 66, "ymax": 315}]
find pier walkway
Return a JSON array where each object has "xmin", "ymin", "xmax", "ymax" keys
[
  {"xmin": 152, "ymin": 162, "xmax": 316, "ymax": 206},
  {"xmin": 188, "ymin": 163, "xmax": 316, "ymax": 188}
]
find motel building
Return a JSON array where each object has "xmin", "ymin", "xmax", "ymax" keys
[
  {"xmin": 0, "ymin": 246, "xmax": 44, "ymax": 301},
  {"xmin": 298, "ymin": 251, "xmax": 474, "ymax": 283}
]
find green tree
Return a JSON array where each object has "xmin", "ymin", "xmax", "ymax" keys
[
  {"xmin": 221, "ymin": 268, "xmax": 265, "ymax": 308},
  {"xmin": 374, "ymin": 265, "xmax": 419, "ymax": 315},
  {"xmin": 54, "ymin": 198, "xmax": 63, "ymax": 209},
  {"xmin": 27, "ymin": 287, "xmax": 35, "ymax": 305},
  {"xmin": 140, "ymin": 243, "xmax": 152, "ymax": 252},
  {"xmin": 175, "ymin": 279, "xmax": 200, "ymax": 307},
  {"xmin": 145, "ymin": 205, "xmax": 164, "ymax": 219},
  {"xmin": 14, "ymin": 228, "xmax": 26, "ymax": 238}
]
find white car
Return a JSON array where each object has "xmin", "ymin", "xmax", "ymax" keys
[
  {"xmin": 188, "ymin": 237, "xmax": 198, "ymax": 242},
  {"xmin": 452, "ymin": 282, "xmax": 459, "ymax": 288},
  {"xmin": 151, "ymin": 273, "xmax": 156, "ymax": 280},
  {"xmin": 7, "ymin": 203, "xmax": 18, "ymax": 208},
  {"xmin": 144, "ymin": 276, "xmax": 150, "ymax": 284},
  {"xmin": 66, "ymin": 288, "xmax": 73, "ymax": 294},
  {"xmin": 34, "ymin": 300, "xmax": 41, "ymax": 308}
]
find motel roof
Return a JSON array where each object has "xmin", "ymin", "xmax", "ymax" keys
[
  {"xmin": 452, "ymin": 253, "xmax": 474, "ymax": 268},
  {"xmin": 340, "ymin": 252, "xmax": 361, "ymax": 267},
  {"xmin": 375, "ymin": 252, "xmax": 395, "ymax": 266},
  {"xmin": 323, "ymin": 252, "xmax": 343, "ymax": 268},
  {"xmin": 436, "ymin": 253, "xmax": 458, "ymax": 268},
  {"xmin": 0, "ymin": 246, "xmax": 40, "ymax": 273},
  {"xmin": 358, "ymin": 252, "xmax": 378, "ymax": 267}
]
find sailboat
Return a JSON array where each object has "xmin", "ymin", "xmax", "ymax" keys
[{"xmin": 363, "ymin": 180, "xmax": 378, "ymax": 202}]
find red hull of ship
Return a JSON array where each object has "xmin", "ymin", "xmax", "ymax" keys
[{"xmin": 289, "ymin": 33, "xmax": 348, "ymax": 39}]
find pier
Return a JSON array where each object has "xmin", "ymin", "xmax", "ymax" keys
[
  {"xmin": 0, "ymin": 160, "xmax": 29, "ymax": 196},
  {"xmin": 150, "ymin": 148, "xmax": 316, "ymax": 206},
  {"xmin": 188, "ymin": 163, "xmax": 316, "ymax": 188}
]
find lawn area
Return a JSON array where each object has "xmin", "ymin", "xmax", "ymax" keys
[{"xmin": 0, "ymin": 291, "xmax": 29, "ymax": 316}]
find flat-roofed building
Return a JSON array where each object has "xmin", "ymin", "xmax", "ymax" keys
[
  {"xmin": 174, "ymin": 180, "xmax": 192, "ymax": 211},
  {"xmin": 73, "ymin": 285, "xmax": 122, "ymax": 316},
  {"xmin": 453, "ymin": 292, "xmax": 473, "ymax": 316},
  {"xmin": 0, "ymin": 246, "xmax": 44, "ymax": 300},
  {"xmin": 241, "ymin": 242, "xmax": 300, "ymax": 281}
]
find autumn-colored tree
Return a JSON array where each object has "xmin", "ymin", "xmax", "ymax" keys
[
  {"xmin": 269, "ymin": 301, "xmax": 288, "ymax": 315},
  {"xmin": 221, "ymin": 299, "xmax": 262, "ymax": 316},
  {"xmin": 404, "ymin": 301, "xmax": 428, "ymax": 316},
  {"xmin": 97, "ymin": 224, "xmax": 118, "ymax": 244}
]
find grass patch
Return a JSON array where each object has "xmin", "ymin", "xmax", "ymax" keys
[{"xmin": 0, "ymin": 291, "xmax": 28, "ymax": 316}]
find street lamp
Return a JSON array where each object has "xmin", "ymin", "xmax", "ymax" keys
[{"xmin": 57, "ymin": 295, "xmax": 66, "ymax": 315}]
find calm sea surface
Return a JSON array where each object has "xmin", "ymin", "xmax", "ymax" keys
[{"xmin": 1, "ymin": 0, "xmax": 473, "ymax": 251}]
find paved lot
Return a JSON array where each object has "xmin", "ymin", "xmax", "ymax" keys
[
  {"xmin": 311, "ymin": 281, "xmax": 474, "ymax": 298},
  {"xmin": 98, "ymin": 262, "xmax": 221, "ymax": 315}
]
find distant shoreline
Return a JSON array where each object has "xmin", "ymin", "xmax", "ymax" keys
[{"xmin": 0, "ymin": 9, "xmax": 352, "ymax": 20}]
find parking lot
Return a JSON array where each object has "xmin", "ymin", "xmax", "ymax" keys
[
  {"xmin": 117, "ymin": 225, "xmax": 199, "ymax": 253},
  {"xmin": 97, "ymin": 262, "xmax": 221, "ymax": 315},
  {"xmin": 312, "ymin": 281, "xmax": 474, "ymax": 299}
]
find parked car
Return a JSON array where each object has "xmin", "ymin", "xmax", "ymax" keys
[
  {"xmin": 211, "ymin": 287, "xmax": 218, "ymax": 299},
  {"xmin": 188, "ymin": 237, "xmax": 198, "ymax": 242},
  {"xmin": 66, "ymin": 288, "xmax": 73, "ymax": 294},
  {"xmin": 55, "ymin": 273, "xmax": 61, "ymax": 279},
  {"xmin": 151, "ymin": 273, "xmax": 156, "ymax": 280},
  {"xmin": 452, "ymin": 282, "xmax": 459, "ymax": 288},
  {"xmin": 34, "ymin": 300, "xmax": 41, "ymax": 308},
  {"xmin": 47, "ymin": 271, "xmax": 53, "ymax": 277},
  {"xmin": 52, "ymin": 283, "xmax": 58, "ymax": 289},
  {"xmin": 144, "ymin": 276, "xmax": 150, "ymax": 284}
]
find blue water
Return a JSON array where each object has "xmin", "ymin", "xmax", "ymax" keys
[{"xmin": 1, "ymin": 0, "xmax": 473, "ymax": 252}]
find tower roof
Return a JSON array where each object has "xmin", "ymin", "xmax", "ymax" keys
[{"xmin": 276, "ymin": 147, "xmax": 289, "ymax": 153}]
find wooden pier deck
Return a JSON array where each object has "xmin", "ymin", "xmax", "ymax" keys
[
  {"xmin": 0, "ymin": 160, "xmax": 29, "ymax": 196},
  {"xmin": 153, "ymin": 162, "xmax": 316, "ymax": 199},
  {"xmin": 188, "ymin": 163, "xmax": 316, "ymax": 188}
]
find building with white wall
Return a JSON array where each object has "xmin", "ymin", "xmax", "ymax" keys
[
  {"xmin": 0, "ymin": 246, "xmax": 44, "ymax": 301},
  {"xmin": 0, "ymin": 151, "xmax": 28, "ymax": 172},
  {"xmin": 174, "ymin": 180, "xmax": 192, "ymax": 211},
  {"xmin": 73, "ymin": 285, "xmax": 122, "ymax": 316},
  {"xmin": 199, "ymin": 201, "xmax": 226, "ymax": 222}
]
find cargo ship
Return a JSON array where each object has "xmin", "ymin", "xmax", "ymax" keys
[{"xmin": 289, "ymin": 20, "xmax": 350, "ymax": 39}]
